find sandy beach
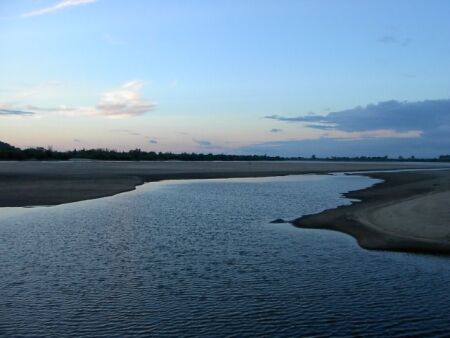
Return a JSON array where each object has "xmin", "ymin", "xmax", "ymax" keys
[
  {"xmin": 0, "ymin": 160, "xmax": 445, "ymax": 207},
  {"xmin": 294, "ymin": 169, "xmax": 450, "ymax": 254}
]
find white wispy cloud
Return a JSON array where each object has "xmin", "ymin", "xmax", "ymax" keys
[
  {"xmin": 95, "ymin": 81, "xmax": 156, "ymax": 118},
  {"xmin": 7, "ymin": 80, "xmax": 156, "ymax": 118},
  {"xmin": 21, "ymin": 0, "xmax": 97, "ymax": 18}
]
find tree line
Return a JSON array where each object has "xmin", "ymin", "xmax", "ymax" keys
[
  {"xmin": 0, "ymin": 141, "xmax": 284, "ymax": 161},
  {"xmin": 1, "ymin": 141, "xmax": 449, "ymax": 162}
]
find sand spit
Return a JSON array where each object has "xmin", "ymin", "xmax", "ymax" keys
[{"xmin": 293, "ymin": 169, "xmax": 450, "ymax": 255}]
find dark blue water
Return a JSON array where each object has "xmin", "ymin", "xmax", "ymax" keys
[{"xmin": 1, "ymin": 174, "xmax": 450, "ymax": 337}]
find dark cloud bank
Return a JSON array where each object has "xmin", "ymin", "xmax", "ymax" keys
[
  {"xmin": 378, "ymin": 34, "xmax": 411, "ymax": 46},
  {"xmin": 246, "ymin": 99, "xmax": 450, "ymax": 157},
  {"xmin": 0, "ymin": 109, "xmax": 34, "ymax": 116},
  {"xmin": 270, "ymin": 128, "xmax": 283, "ymax": 133},
  {"xmin": 193, "ymin": 139, "xmax": 212, "ymax": 147}
]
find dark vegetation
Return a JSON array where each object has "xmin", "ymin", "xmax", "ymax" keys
[
  {"xmin": 1, "ymin": 141, "xmax": 449, "ymax": 162},
  {"xmin": 0, "ymin": 141, "xmax": 283, "ymax": 161}
]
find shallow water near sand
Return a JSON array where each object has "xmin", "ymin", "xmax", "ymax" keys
[{"xmin": 1, "ymin": 174, "xmax": 450, "ymax": 337}]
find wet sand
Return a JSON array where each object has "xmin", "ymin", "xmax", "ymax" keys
[
  {"xmin": 293, "ymin": 169, "xmax": 450, "ymax": 255},
  {"xmin": 0, "ymin": 160, "xmax": 445, "ymax": 207}
]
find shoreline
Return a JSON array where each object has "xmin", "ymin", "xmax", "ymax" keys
[
  {"xmin": 1, "ymin": 160, "xmax": 446, "ymax": 208},
  {"xmin": 2, "ymin": 161, "xmax": 450, "ymax": 255},
  {"xmin": 293, "ymin": 169, "xmax": 450, "ymax": 255}
]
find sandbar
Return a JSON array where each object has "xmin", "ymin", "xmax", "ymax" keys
[{"xmin": 293, "ymin": 169, "xmax": 450, "ymax": 255}]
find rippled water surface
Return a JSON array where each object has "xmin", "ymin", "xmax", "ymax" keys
[{"xmin": 1, "ymin": 174, "xmax": 450, "ymax": 337}]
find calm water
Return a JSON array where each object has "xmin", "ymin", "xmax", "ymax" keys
[{"xmin": 1, "ymin": 174, "xmax": 450, "ymax": 337}]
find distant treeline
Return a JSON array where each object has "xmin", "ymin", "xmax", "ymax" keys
[
  {"xmin": 1, "ymin": 141, "xmax": 450, "ymax": 162},
  {"xmin": 0, "ymin": 141, "xmax": 283, "ymax": 161}
]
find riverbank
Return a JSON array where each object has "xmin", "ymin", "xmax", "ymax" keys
[
  {"xmin": 0, "ymin": 161, "xmax": 446, "ymax": 207},
  {"xmin": 293, "ymin": 169, "xmax": 450, "ymax": 255}
]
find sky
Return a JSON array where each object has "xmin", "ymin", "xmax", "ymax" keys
[{"xmin": 1, "ymin": 0, "xmax": 450, "ymax": 157}]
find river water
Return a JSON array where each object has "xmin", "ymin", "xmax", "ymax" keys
[{"xmin": 1, "ymin": 174, "xmax": 449, "ymax": 337}]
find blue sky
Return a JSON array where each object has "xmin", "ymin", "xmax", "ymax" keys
[{"xmin": 1, "ymin": 0, "xmax": 450, "ymax": 157}]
